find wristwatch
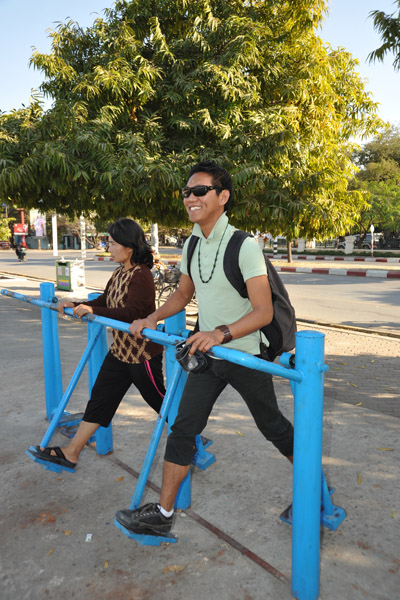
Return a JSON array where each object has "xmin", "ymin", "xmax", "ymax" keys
[{"xmin": 215, "ymin": 325, "xmax": 233, "ymax": 344}]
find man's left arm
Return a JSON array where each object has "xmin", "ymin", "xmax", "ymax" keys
[{"xmin": 187, "ymin": 274, "xmax": 273, "ymax": 354}]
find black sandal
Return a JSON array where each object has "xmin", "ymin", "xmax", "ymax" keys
[{"xmin": 31, "ymin": 446, "xmax": 77, "ymax": 469}]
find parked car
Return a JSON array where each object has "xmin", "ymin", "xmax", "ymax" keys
[
  {"xmin": 0, "ymin": 240, "xmax": 11, "ymax": 249},
  {"xmin": 359, "ymin": 233, "xmax": 383, "ymax": 249},
  {"xmin": 337, "ymin": 233, "xmax": 383, "ymax": 250}
]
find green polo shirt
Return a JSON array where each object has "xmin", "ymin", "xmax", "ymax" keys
[{"xmin": 180, "ymin": 213, "xmax": 269, "ymax": 355}]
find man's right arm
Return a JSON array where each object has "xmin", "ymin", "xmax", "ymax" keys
[{"xmin": 129, "ymin": 273, "xmax": 195, "ymax": 339}]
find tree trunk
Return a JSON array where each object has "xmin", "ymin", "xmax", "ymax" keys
[{"xmin": 287, "ymin": 239, "xmax": 292, "ymax": 263}]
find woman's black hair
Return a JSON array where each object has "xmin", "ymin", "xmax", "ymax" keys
[{"xmin": 107, "ymin": 218, "xmax": 153, "ymax": 268}]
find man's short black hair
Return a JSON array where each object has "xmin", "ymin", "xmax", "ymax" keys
[{"xmin": 188, "ymin": 160, "xmax": 233, "ymax": 213}]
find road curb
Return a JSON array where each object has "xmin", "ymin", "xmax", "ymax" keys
[
  {"xmin": 266, "ymin": 254, "xmax": 400, "ymax": 263},
  {"xmin": 275, "ymin": 265, "xmax": 400, "ymax": 278}
]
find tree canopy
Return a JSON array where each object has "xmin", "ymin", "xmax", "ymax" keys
[
  {"xmin": 368, "ymin": 1, "xmax": 400, "ymax": 71},
  {"xmin": 351, "ymin": 126, "xmax": 400, "ymax": 237},
  {"xmin": 0, "ymin": 0, "xmax": 384, "ymax": 238}
]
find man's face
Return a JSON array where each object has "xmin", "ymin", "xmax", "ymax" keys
[{"xmin": 183, "ymin": 172, "xmax": 229, "ymax": 232}]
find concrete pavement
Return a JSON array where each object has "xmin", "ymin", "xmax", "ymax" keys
[{"xmin": 0, "ymin": 275, "xmax": 399, "ymax": 600}]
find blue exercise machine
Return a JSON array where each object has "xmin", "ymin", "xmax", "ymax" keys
[{"xmin": 1, "ymin": 281, "xmax": 346, "ymax": 600}]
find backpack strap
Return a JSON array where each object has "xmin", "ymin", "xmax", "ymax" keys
[
  {"xmin": 186, "ymin": 235, "xmax": 200, "ymax": 281},
  {"xmin": 223, "ymin": 230, "xmax": 251, "ymax": 298}
]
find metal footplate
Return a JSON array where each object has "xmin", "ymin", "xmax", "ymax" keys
[
  {"xmin": 26, "ymin": 445, "xmax": 76, "ymax": 474},
  {"xmin": 60, "ymin": 424, "xmax": 96, "ymax": 444},
  {"xmin": 114, "ymin": 518, "xmax": 177, "ymax": 546},
  {"xmin": 280, "ymin": 484, "xmax": 346, "ymax": 531},
  {"xmin": 59, "ymin": 413, "xmax": 97, "ymax": 443},
  {"xmin": 192, "ymin": 435, "xmax": 215, "ymax": 470},
  {"xmin": 57, "ymin": 412, "xmax": 84, "ymax": 429}
]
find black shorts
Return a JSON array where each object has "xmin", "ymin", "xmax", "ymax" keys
[
  {"xmin": 83, "ymin": 351, "xmax": 165, "ymax": 427},
  {"xmin": 165, "ymin": 357, "xmax": 293, "ymax": 465}
]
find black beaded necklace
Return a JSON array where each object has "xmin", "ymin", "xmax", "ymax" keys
[{"xmin": 197, "ymin": 223, "xmax": 229, "ymax": 284}]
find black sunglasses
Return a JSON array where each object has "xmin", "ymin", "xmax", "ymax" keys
[{"xmin": 181, "ymin": 185, "xmax": 222, "ymax": 199}]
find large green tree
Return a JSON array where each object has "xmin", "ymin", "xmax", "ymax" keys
[
  {"xmin": 351, "ymin": 126, "xmax": 400, "ymax": 238},
  {"xmin": 368, "ymin": 1, "xmax": 400, "ymax": 70},
  {"xmin": 0, "ymin": 0, "xmax": 384, "ymax": 238}
]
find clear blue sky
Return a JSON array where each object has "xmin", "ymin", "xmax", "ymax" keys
[
  {"xmin": 0, "ymin": 0, "xmax": 399, "ymax": 127},
  {"xmin": 320, "ymin": 0, "xmax": 399, "ymax": 127}
]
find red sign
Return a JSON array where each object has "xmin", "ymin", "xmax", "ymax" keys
[{"xmin": 14, "ymin": 223, "xmax": 28, "ymax": 234}]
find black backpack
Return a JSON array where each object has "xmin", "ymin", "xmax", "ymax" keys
[{"xmin": 186, "ymin": 230, "xmax": 296, "ymax": 361}]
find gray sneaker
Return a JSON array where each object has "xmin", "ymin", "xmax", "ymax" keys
[{"xmin": 115, "ymin": 502, "xmax": 173, "ymax": 535}]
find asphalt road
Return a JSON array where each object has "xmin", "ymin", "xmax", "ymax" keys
[
  {"xmin": 1, "ymin": 248, "xmax": 399, "ymax": 333},
  {"xmin": 280, "ymin": 272, "xmax": 400, "ymax": 333}
]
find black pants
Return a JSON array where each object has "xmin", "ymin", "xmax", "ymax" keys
[
  {"xmin": 165, "ymin": 358, "xmax": 294, "ymax": 465},
  {"xmin": 83, "ymin": 351, "xmax": 165, "ymax": 427}
]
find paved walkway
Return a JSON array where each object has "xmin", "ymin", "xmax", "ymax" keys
[
  {"xmin": 298, "ymin": 322, "xmax": 400, "ymax": 418},
  {"xmin": 0, "ymin": 276, "xmax": 399, "ymax": 600}
]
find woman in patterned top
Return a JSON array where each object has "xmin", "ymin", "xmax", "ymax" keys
[{"xmin": 31, "ymin": 219, "xmax": 165, "ymax": 471}]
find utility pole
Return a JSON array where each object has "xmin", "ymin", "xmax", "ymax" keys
[
  {"xmin": 370, "ymin": 223, "xmax": 375, "ymax": 257},
  {"xmin": 80, "ymin": 215, "xmax": 86, "ymax": 260},
  {"xmin": 151, "ymin": 223, "xmax": 159, "ymax": 253},
  {"xmin": 16, "ymin": 208, "xmax": 27, "ymax": 247},
  {"xmin": 52, "ymin": 214, "xmax": 58, "ymax": 257}
]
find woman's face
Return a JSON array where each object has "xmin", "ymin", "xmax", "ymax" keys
[{"xmin": 108, "ymin": 235, "xmax": 133, "ymax": 265}]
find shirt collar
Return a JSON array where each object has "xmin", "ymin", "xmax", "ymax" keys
[{"xmin": 192, "ymin": 212, "xmax": 229, "ymax": 241}]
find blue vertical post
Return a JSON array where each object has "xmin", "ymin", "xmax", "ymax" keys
[
  {"xmin": 37, "ymin": 325, "xmax": 104, "ymax": 449},
  {"xmin": 40, "ymin": 282, "xmax": 63, "ymax": 420},
  {"xmin": 164, "ymin": 311, "xmax": 187, "ymax": 382},
  {"xmin": 87, "ymin": 293, "xmax": 112, "ymax": 455},
  {"xmin": 129, "ymin": 361, "xmax": 186, "ymax": 510},
  {"xmin": 291, "ymin": 330, "xmax": 326, "ymax": 600},
  {"xmin": 164, "ymin": 312, "xmax": 191, "ymax": 510}
]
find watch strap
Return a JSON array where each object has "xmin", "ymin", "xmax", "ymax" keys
[{"xmin": 215, "ymin": 325, "xmax": 233, "ymax": 344}]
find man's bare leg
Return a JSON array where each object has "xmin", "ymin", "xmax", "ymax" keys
[
  {"xmin": 159, "ymin": 460, "xmax": 191, "ymax": 511},
  {"xmin": 40, "ymin": 421, "xmax": 100, "ymax": 464}
]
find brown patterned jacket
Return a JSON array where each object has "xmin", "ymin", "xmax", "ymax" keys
[{"xmin": 75, "ymin": 264, "xmax": 163, "ymax": 364}]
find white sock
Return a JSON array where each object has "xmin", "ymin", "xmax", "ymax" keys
[{"xmin": 158, "ymin": 504, "xmax": 174, "ymax": 518}]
